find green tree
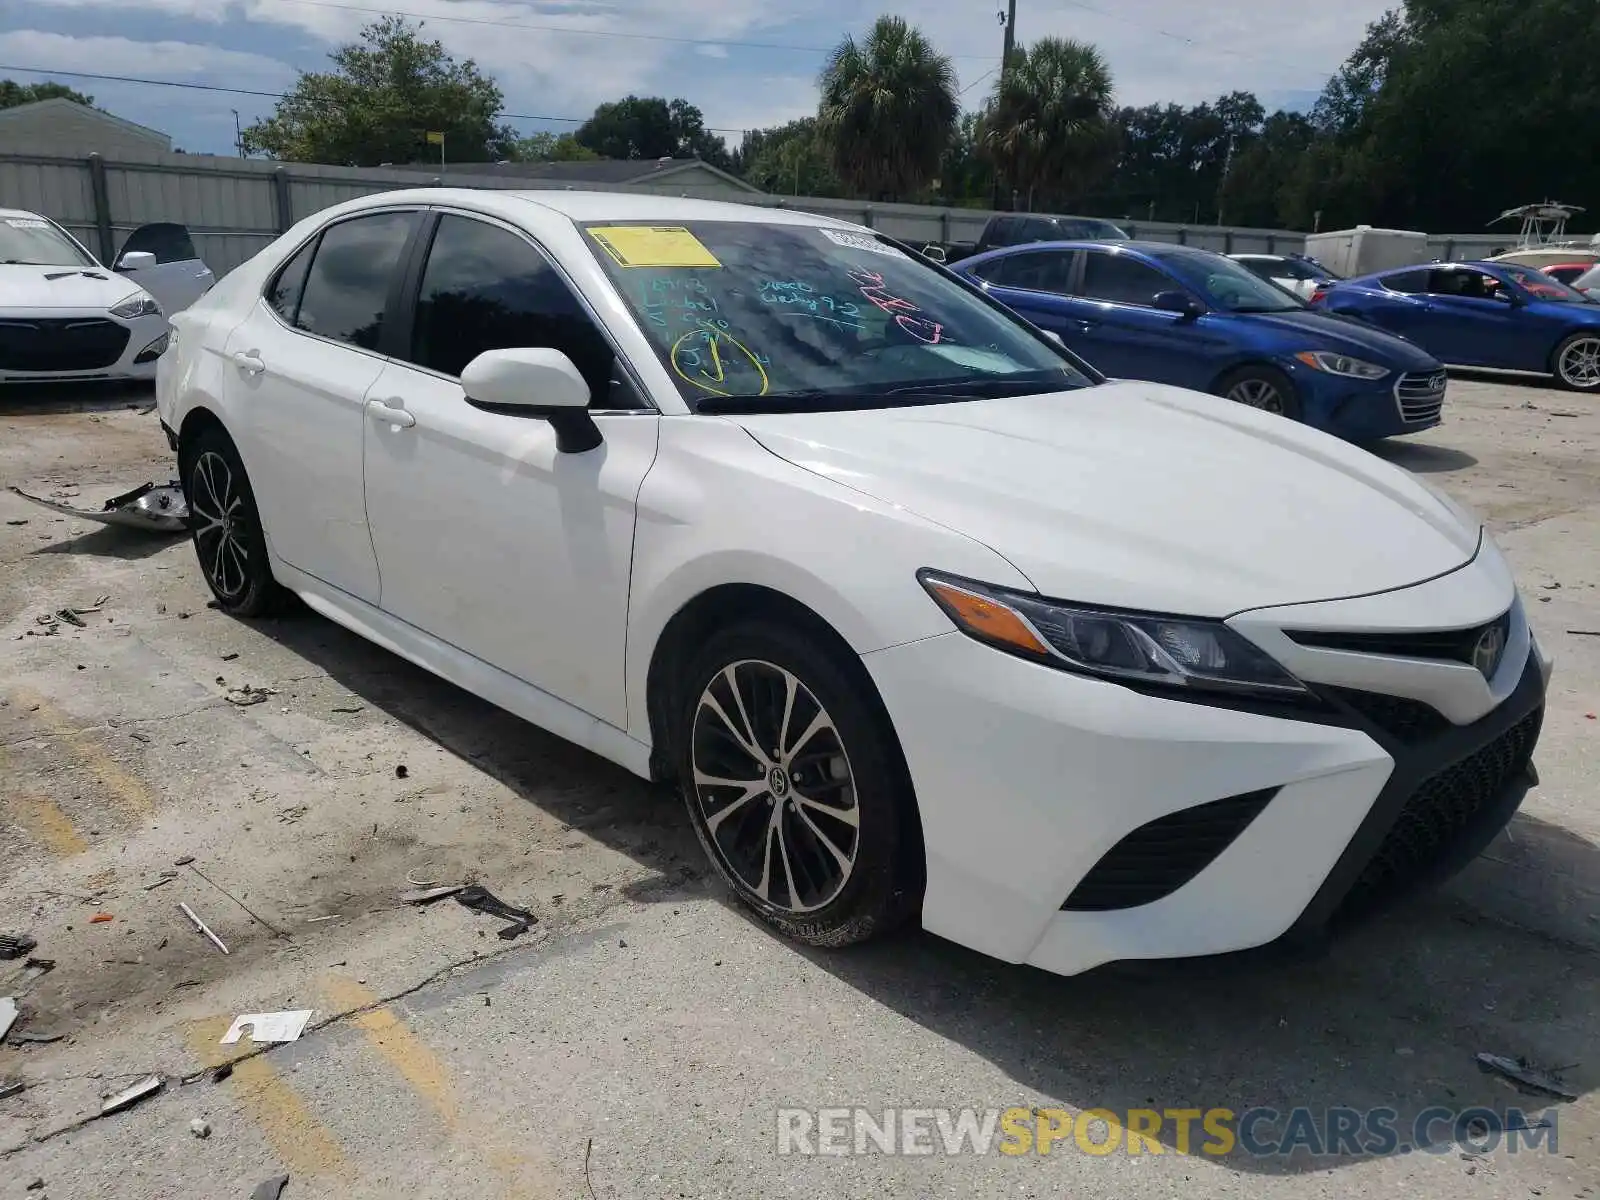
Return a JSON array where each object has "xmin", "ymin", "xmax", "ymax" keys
[
  {"xmin": 0, "ymin": 80, "xmax": 95, "ymax": 109},
  {"xmin": 741, "ymin": 118, "xmax": 841, "ymax": 196},
  {"xmin": 513, "ymin": 131, "xmax": 598, "ymax": 162},
  {"xmin": 936, "ymin": 113, "xmax": 994, "ymax": 206},
  {"xmin": 817, "ymin": 15, "xmax": 958, "ymax": 201},
  {"xmin": 241, "ymin": 16, "xmax": 515, "ymax": 166},
  {"xmin": 574, "ymin": 96, "xmax": 731, "ymax": 167},
  {"xmin": 982, "ymin": 37, "xmax": 1116, "ymax": 211}
]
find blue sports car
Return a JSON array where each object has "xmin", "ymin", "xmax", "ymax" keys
[
  {"xmin": 1314, "ymin": 259, "xmax": 1600, "ymax": 393},
  {"xmin": 955, "ymin": 240, "xmax": 1447, "ymax": 440}
]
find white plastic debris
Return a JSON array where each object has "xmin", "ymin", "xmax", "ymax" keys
[
  {"xmin": 221, "ymin": 1010, "xmax": 314, "ymax": 1045},
  {"xmin": 190, "ymin": 1118, "xmax": 212, "ymax": 1139},
  {"xmin": 0, "ymin": 997, "xmax": 17, "ymax": 1042},
  {"xmin": 102, "ymin": 1075, "xmax": 163, "ymax": 1114}
]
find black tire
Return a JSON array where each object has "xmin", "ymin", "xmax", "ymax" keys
[
  {"xmin": 1214, "ymin": 364, "xmax": 1303, "ymax": 420},
  {"xmin": 180, "ymin": 425, "xmax": 285, "ymax": 617},
  {"xmin": 1551, "ymin": 331, "xmax": 1600, "ymax": 392},
  {"xmin": 675, "ymin": 620, "xmax": 919, "ymax": 948}
]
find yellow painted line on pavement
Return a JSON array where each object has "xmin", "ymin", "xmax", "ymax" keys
[
  {"xmin": 10, "ymin": 688, "xmax": 155, "ymax": 818},
  {"xmin": 185, "ymin": 1016, "xmax": 348, "ymax": 1180},
  {"xmin": 1, "ymin": 789, "xmax": 89, "ymax": 856},
  {"xmin": 321, "ymin": 976, "xmax": 560, "ymax": 1198}
]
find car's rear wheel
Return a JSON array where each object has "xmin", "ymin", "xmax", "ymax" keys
[
  {"xmin": 675, "ymin": 621, "xmax": 918, "ymax": 947},
  {"xmin": 1552, "ymin": 332, "xmax": 1600, "ymax": 392},
  {"xmin": 1216, "ymin": 365, "xmax": 1302, "ymax": 420},
  {"xmin": 182, "ymin": 426, "xmax": 284, "ymax": 617}
]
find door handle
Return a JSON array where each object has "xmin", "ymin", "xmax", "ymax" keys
[
  {"xmin": 366, "ymin": 398, "xmax": 416, "ymax": 428},
  {"xmin": 231, "ymin": 350, "xmax": 264, "ymax": 375}
]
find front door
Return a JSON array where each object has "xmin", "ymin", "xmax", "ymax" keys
[
  {"xmin": 1071, "ymin": 249, "xmax": 1213, "ymax": 387},
  {"xmin": 115, "ymin": 223, "xmax": 215, "ymax": 314},
  {"xmin": 362, "ymin": 211, "xmax": 659, "ymax": 728},
  {"xmin": 223, "ymin": 209, "xmax": 420, "ymax": 603},
  {"xmin": 1411, "ymin": 267, "xmax": 1526, "ymax": 367}
]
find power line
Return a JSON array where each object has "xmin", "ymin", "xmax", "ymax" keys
[{"xmin": 0, "ymin": 64, "xmax": 753, "ymax": 133}]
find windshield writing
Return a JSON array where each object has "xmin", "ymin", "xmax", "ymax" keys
[
  {"xmin": 583, "ymin": 220, "xmax": 1088, "ymax": 408},
  {"xmin": 0, "ymin": 217, "xmax": 96, "ymax": 267}
]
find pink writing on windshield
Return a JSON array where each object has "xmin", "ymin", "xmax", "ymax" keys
[{"xmin": 848, "ymin": 268, "xmax": 945, "ymax": 344}]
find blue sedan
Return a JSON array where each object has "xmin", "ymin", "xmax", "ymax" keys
[
  {"xmin": 1314, "ymin": 260, "xmax": 1600, "ymax": 392},
  {"xmin": 955, "ymin": 240, "xmax": 1447, "ymax": 440}
]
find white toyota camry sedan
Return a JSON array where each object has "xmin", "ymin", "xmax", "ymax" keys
[{"xmin": 157, "ymin": 189, "xmax": 1552, "ymax": 975}]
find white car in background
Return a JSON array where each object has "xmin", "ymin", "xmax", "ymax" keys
[
  {"xmin": 1230, "ymin": 252, "xmax": 1343, "ymax": 301},
  {"xmin": 158, "ymin": 190, "xmax": 1550, "ymax": 976},
  {"xmin": 0, "ymin": 208, "xmax": 210, "ymax": 383}
]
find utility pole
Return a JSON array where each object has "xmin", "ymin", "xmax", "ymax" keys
[
  {"xmin": 991, "ymin": 0, "xmax": 1017, "ymax": 211},
  {"xmin": 231, "ymin": 109, "xmax": 243, "ymax": 158},
  {"xmin": 1216, "ymin": 132, "xmax": 1236, "ymax": 226}
]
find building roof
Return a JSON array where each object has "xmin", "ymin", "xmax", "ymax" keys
[{"xmin": 0, "ymin": 98, "xmax": 171, "ymax": 148}]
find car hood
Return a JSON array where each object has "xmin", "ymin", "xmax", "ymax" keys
[
  {"xmin": 0, "ymin": 264, "xmax": 141, "ymax": 311},
  {"xmin": 1232, "ymin": 307, "xmax": 1441, "ymax": 369},
  {"xmin": 731, "ymin": 381, "xmax": 1480, "ymax": 616}
]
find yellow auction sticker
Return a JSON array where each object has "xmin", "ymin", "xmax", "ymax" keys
[{"xmin": 587, "ymin": 226, "xmax": 722, "ymax": 269}]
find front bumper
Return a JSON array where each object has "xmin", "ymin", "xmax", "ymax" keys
[
  {"xmin": 0, "ymin": 310, "xmax": 170, "ymax": 383},
  {"xmin": 1287, "ymin": 360, "xmax": 1445, "ymax": 440},
  {"xmin": 865, "ymin": 557, "xmax": 1548, "ymax": 976}
]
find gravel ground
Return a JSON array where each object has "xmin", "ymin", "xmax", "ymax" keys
[{"xmin": 0, "ymin": 376, "xmax": 1596, "ymax": 1199}]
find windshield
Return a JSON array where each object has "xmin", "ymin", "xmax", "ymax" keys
[
  {"xmin": 0, "ymin": 215, "xmax": 96, "ymax": 267},
  {"xmin": 1575, "ymin": 265, "xmax": 1600, "ymax": 292},
  {"xmin": 1158, "ymin": 249, "xmax": 1305, "ymax": 313},
  {"xmin": 1502, "ymin": 263, "xmax": 1590, "ymax": 303},
  {"xmin": 581, "ymin": 221, "xmax": 1091, "ymax": 410}
]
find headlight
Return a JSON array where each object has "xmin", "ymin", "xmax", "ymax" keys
[
  {"xmin": 110, "ymin": 294, "xmax": 162, "ymax": 320},
  {"xmin": 918, "ymin": 570, "xmax": 1307, "ymax": 698},
  {"xmin": 1293, "ymin": 350, "xmax": 1389, "ymax": 380}
]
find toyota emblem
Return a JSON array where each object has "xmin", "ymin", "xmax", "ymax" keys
[{"xmin": 1472, "ymin": 623, "xmax": 1507, "ymax": 681}]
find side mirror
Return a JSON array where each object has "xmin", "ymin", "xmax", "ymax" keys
[
  {"xmin": 117, "ymin": 251, "xmax": 157, "ymax": 272},
  {"xmin": 461, "ymin": 347, "xmax": 602, "ymax": 454},
  {"xmin": 921, "ymin": 244, "xmax": 947, "ymax": 263},
  {"xmin": 1153, "ymin": 290, "xmax": 1203, "ymax": 319}
]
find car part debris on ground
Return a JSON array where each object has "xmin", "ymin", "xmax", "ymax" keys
[
  {"xmin": 0, "ymin": 1079, "xmax": 26, "ymax": 1101},
  {"xmin": 250, "ymin": 1174, "xmax": 290, "ymax": 1200},
  {"xmin": 0, "ymin": 997, "xmax": 18, "ymax": 1042},
  {"xmin": 221, "ymin": 1010, "xmax": 314, "ymax": 1045},
  {"xmin": 1474, "ymin": 1051, "xmax": 1579, "ymax": 1100},
  {"xmin": 0, "ymin": 933, "xmax": 36, "ymax": 960},
  {"xmin": 179, "ymin": 902, "xmax": 229, "ymax": 955},
  {"xmin": 101, "ymin": 1074, "xmax": 163, "ymax": 1114},
  {"xmin": 8, "ymin": 481, "xmax": 189, "ymax": 533},
  {"xmin": 454, "ymin": 885, "xmax": 538, "ymax": 940},
  {"xmin": 400, "ymin": 883, "xmax": 468, "ymax": 905},
  {"xmin": 225, "ymin": 684, "xmax": 279, "ymax": 707}
]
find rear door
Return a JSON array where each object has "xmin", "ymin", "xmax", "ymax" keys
[
  {"xmin": 222, "ymin": 208, "xmax": 422, "ymax": 603},
  {"xmin": 972, "ymin": 248, "xmax": 1085, "ymax": 342},
  {"xmin": 114, "ymin": 223, "xmax": 215, "ymax": 314}
]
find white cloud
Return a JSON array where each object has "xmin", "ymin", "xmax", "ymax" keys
[{"xmin": 0, "ymin": 29, "xmax": 295, "ymax": 86}]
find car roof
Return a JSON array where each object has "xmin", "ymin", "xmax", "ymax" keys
[
  {"xmin": 328, "ymin": 187, "xmax": 855, "ymax": 231},
  {"xmin": 0, "ymin": 206, "xmax": 46, "ymax": 220}
]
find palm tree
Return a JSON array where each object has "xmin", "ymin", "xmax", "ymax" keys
[
  {"xmin": 982, "ymin": 37, "xmax": 1116, "ymax": 211},
  {"xmin": 817, "ymin": 16, "xmax": 958, "ymax": 202}
]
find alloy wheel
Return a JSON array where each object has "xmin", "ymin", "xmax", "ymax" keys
[
  {"xmin": 1227, "ymin": 378, "xmax": 1284, "ymax": 413},
  {"xmin": 1558, "ymin": 336, "xmax": 1600, "ymax": 389},
  {"xmin": 189, "ymin": 450, "xmax": 250, "ymax": 601},
  {"xmin": 690, "ymin": 659, "xmax": 861, "ymax": 913}
]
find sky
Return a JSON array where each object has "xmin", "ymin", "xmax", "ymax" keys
[{"xmin": 0, "ymin": 0, "xmax": 1398, "ymax": 155}]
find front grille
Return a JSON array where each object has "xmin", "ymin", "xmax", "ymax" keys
[
  {"xmin": 0, "ymin": 318, "xmax": 130, "ymax": 371},
  {"xmin": 1395, "ymin": 369, "xmax": 1447, "ymax": 424},
  {"xmin": 1288, "ymin": 611, "xmax": 1511, "ymax": 668},
  {"xmin": 1333, "ymin": 706, "xmax": 1542, "ymax": 923},
  {"xmin": 1324, "ymin": 687, "xmax": 1450, "ymax": 745},
  {"xmin": 1062, "ymin": 788, "xmax": 1276, "ymax": 911}
]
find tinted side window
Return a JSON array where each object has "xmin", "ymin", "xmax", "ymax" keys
[
  {"xmin": 1380, "ymin": 269, "xmax": 1429, "ymax": 293},
  {"xmin": 408, "ymin": 215, "xmax": 621, "ymax": 404},
  {"xmin": 984, "ymin": 217, "xmax": 1015, "ymax": 246},
  {"xmin": 120, "ymin": 222, "xmax": 198, "ymax": 265},
  {"xmin": 993, "ymin": 251, "xmax": 1073, "ymax": 294},
  {"xmin": 1019, "ymin": 217, "xmax": 1058, "ymax": 244},
  {"xmin": 1236, "ymin": 258, "xmax": 1278, "ymax": 282},
  {"xmin": 1077, "ymin": 252, "xmax": 1171, "ymax": 307},
  {"xmin": 295, "ymin": 212, "xmax": 414, "ymax": 351},
  {"xmin": 266, "ymin": 239, "xmax": 316, "ymax": 323},
  {"xmin": 1426, "ymin": 268, "xmax": 1499, "ymax": 299}
]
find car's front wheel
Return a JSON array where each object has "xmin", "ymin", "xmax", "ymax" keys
[
  {"xmin": 182, "ymin": 426, "xmax": 283, "ymax": 617},
  {"xmin": 1552, "ymin": 332, "xmax": 1600, "ymax": 392},
  {"xmin": 1215, "ymin": 364, "xmax": 1303, "ymax": 420},
  {"xmin": 675, "ymin": 620, "xmax": 919, "ymax": 947}
]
